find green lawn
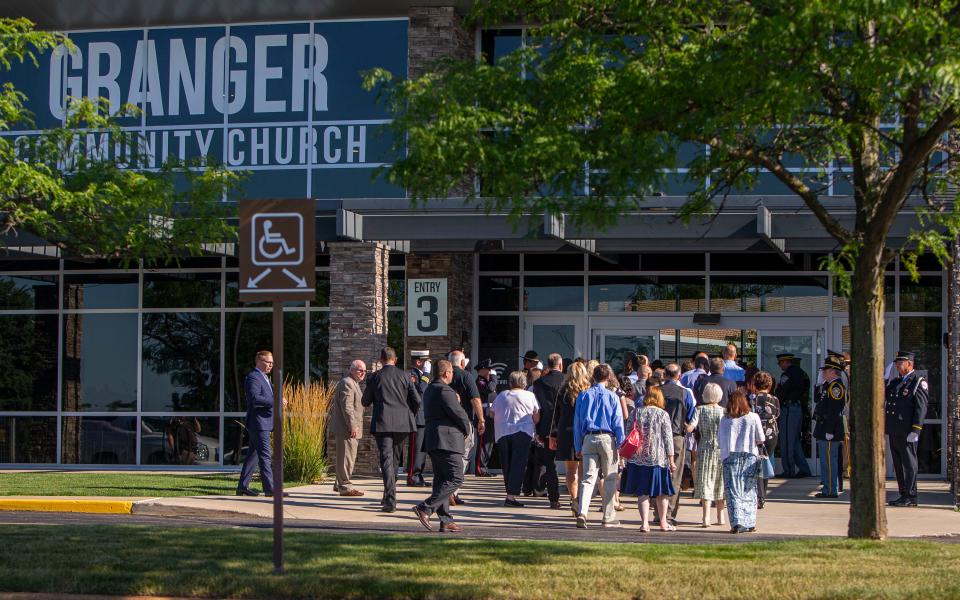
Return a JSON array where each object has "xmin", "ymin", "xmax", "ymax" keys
[
  {"xmin": 1, "ymin": 525, "xmax": 959, "ymax": 599},
  {"xmin": 0, "ymin": 472, "xmax": 253, "ymax": 497}
]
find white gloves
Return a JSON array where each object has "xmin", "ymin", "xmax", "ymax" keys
[
  {"xmin": 423, "ymin": 360, "xmax": 432, "ymax": 375},
  {"xmin": 825, "ymin": 433, "xmax": 834, "ymax": 441},
  {"xmin": 907, "ymin": 432, "xmax": 919, "ymax": 444}
]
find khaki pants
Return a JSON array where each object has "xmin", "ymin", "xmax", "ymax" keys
[
  {"xmin": 335, "ymin": 434, "xmax": 359, "ymax": 490},
  {"xmin": 578, "ymin": 432, "xmax": 618, "ymax": 524}
]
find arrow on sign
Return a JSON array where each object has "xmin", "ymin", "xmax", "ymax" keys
[
  {"xmin": 248, "ymin": 268, "xmax": 272, "ymax": 288},
  {"xmin": 283, "ymin": 268, "xmax": 308, "ymax": 288}
]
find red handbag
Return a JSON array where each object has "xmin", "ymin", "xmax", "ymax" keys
[{"xmin": 619, "ymin": 418, "xmax": 642, "ymax": 459}]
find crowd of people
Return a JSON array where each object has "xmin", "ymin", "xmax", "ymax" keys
[{"xmin": 234, "ymin": 340, "xmax": 931, "ymax": 534}]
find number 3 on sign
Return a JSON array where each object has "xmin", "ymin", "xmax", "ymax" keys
[{"xmin": 408, "ymin": 278, "xmax": 448, "ymax": 336}]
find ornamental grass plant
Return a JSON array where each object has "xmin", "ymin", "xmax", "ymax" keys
[{"xmin": 281, "ymin": 379, "xmax": 333, "ymax": 484}]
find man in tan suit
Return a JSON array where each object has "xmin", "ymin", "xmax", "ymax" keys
[{"xmin": 330, "ymin": 360, "xmax": 366, "ymax": 496}]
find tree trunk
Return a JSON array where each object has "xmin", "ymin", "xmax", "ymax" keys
[
  {"xmin": 949, "ymin": 236, "xmax": 960, "ymax": 509},
  {"xmin": 847, "ymin": 249, "xmax": 889, "ymax": 539}
]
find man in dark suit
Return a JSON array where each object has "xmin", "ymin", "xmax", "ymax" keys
[
  {"xmin": 775, "ymin": 352, "xmax": 813, "ymax": 478},
  {"xmin": 413, "ymin": 359, "xmax": 471, "ymax": 533},
  {"xmin": 885, "ymin": 350, "xmax": 929, "ymax": 507},
  {"xmin": 693, "ymin": 357, "xmax": 737, "ymax": 407},
  {"xmin": 361, "ymin": 346, "xmax": 421, "ymax": 512},
  {"xmin": 531, "ymin": 352, "xmax": 564, "ymax": 509},
  {"xmin": 238, "ymin": 350, "xmax": 286, "ymax": 497}
]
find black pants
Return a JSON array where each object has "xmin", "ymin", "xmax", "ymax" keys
[
  {"xmin": 522, "ymin": 440, "xmax": 545, "ymax": 495},
  {"xmin": 534, "ymin": 444, "xmax": 560, "ymax": 503},
  {"xmin": 889, "ymin": 433, "xmax": 919, "ymax": 498},
  {"xmin": 375, "ymin": 433, "xmax": 407, "ymax": 509},
  {"xmin": 499, "ymin": 431, "xmax": 533, "ymax": 496},
  {"xmin": 408, "ymin": 427, "xmax": 427, "ymax": 482},
  {"xmin": 239, "ymin": 429, "xmax": 273, "ymax": 493},
  {"xmin": 475, "ymin": 415, "xmax": 495, "ymax": 474},
  {"xmin": 421, "ymin": 449, "xmax": 464, "ymax": 525}
]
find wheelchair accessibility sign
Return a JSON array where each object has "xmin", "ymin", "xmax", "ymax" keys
[{"xmin": 239, "ymin": 199, "xmax": 315, "ymax": 302}]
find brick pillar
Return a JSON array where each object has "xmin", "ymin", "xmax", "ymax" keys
[
  {"xmin": 405, "ymin": 253, "xmax": 475, "ymax": 361},
  {"xmin": 328, "ymin": 242, "xmax": 389, "ymax": 476}
]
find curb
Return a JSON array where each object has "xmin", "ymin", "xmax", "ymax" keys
[
  {"xmin": 131, "ymin": 501, "xmax": 267, "ymax": 521},
  {"xmin": 0, "ymin": 499, "xmax": 133, "ymax": 514}
]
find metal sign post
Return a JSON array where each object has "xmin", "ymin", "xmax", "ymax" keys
[{"xmin": 239, "ymin": 199, "xmax": 315, "ymax": 575}]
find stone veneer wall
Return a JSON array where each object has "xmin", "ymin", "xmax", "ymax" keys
[{"xmin": 327, "ymin": 242, "xmax": 389, "ymax": 476}]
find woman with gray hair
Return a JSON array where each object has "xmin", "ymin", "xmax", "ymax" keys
[
  {"xmin": 693, "ymin": 382, "xmax": 726, "ymax": 527},
  {"xmin": 493, "ymin": 370, "xmax": 541, "ymax": 507}
]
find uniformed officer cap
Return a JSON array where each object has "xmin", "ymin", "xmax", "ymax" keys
[
  {"xmin": 522, "ymin": 350, "xmax": 539, "ymax": 361},
  {"xmin": 820, "ymin": 356, "xmax": 845, "ymax": 371},
  {"xmin": 776, "ymin": 353, "xmax": 795, "ymax": 362},
  {"xmin": 476, "ymin": 358, "xmax": 494, "ymax": 370},
  {"xmin": 894, "ymin": 350, "xmax": 915, "ymax": 362},
  {"xmin": 410, "ymin": 350, "xmax": 430, "ymax": 359},
  {"xmin": 826, "ymin": 349, "xmax": 848, "ymax": 367}
]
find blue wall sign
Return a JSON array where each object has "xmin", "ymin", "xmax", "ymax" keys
[{"xmin": 1, "ymin": 19, "xmax": 408, "ymax": 199}]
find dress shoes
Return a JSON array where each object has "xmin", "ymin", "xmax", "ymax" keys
[
  {"xmin": 236, "ymin": 487, "xmax": 260, "ymax": 497},
  {"xmin": 406, "ymin": 478, "xmax": 429, "ymax": 487},
  {"xmin": 449, "ymin": 494, "xmax": 466, "ymax": 506},
  {"xmin": 440, "ymin": 522, "xmax": 463, "ymax": 533},
  {"xmin": 814, "ymin": 492, "xmax": 839, "ymax": 499},
  {"xmin": 890, "ymin": 496, "xmax": 918, "ymax": 507},
  {"xmin": 264, "ymin": 491, "xmax": 290, "ymax": 498},
  {"xmin": 340, "ymin": 488, "xmax": 364, "ymax": 497},
  {"xmin": 549, "ymin": 501, "xmax": 563, "ymax": 510},
  {"xmin": 380, "ymin": 505, "xmax": 397, "ymax": 513},
  {"xmin": 413, "ymin": 505, "xmax": 433, "ymax": 531},
  {"xmin": 504, "ymin": 498, "xmax": 524, "ymax": 508},
  {"xmin": 888, "ymin": 496, "xmax": 907, "ymax": 506}
]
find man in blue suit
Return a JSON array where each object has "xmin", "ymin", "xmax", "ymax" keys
[{"xmin": 237, "ymin": 350, "xmax": 286, "ymax": 497}]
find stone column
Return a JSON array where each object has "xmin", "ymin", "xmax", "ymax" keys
[{"xmin": 327, "ymin": 242, "xmax": 389, "ymax": 476}]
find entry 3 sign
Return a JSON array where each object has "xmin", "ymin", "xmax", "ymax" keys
[
  {"xmin": 407, "ymin": 278, "xmax": 447, "ymax": 336},
  {"xmin": 239, "ymin": 199, "xmax": 316, "ymax": 302}
]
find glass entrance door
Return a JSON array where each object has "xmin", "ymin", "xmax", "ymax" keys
[
  {"xmin": 523, "ymin": 317, "xmax": 583, "ymax": 367},
  {"xmin": 758, "ymin": 330, "xmax": 820, "ymax": 474},
  {"xmin": 595, "ymin": 330, "xmax": 659, "ymax": 373}
]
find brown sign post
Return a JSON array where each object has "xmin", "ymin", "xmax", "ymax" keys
[{"xmin": 239, "ymin": 199, "xmax": 315, "ymax": 574}]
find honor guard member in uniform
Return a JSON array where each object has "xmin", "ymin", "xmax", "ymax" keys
[
  {"xmin": 407, "ymin": 350, "xmax": 432, "ymax": 487},
  {"xmin": 474, "ymin": 359, "xmax": 498, "ymax": 476},
  {"xmin": 774, "ymin": 353, "xmax": 813, "ymax": 478},
  {"xmin": 813, "ymin": 356, "xmax": 847, "ymax": 498},
  {"xmin": 885, "ymin": 351, "xmax": 929, "ymax": 507},
  {"xmin": 815, "ymin": 349, "xmax": 850, "ymax": 491}
]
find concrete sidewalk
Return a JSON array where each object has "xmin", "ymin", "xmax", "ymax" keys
[{"xmin": 130, "ymin": 476, "xmax": 960, "ymax": 538}]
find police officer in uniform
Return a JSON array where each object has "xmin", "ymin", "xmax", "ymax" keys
[
  {"xmin": 774, "ymin": 353, "xmax": 813, "ymax": 478},
  {"xmin": 406, "ymin": 350, "xmax": 432, "ymax": 487},
  {"xmin": 816, "ymin": 349, "xmax": 850, "ymax": 491},
  {"xmin": 813, "ymin": 356, "xmax": 847, "ymax": 498},
  {"xmin": 474, "ymin": 359, "xmax": 498, "ymax": 477},
  {"xmin": 885, "ymin": 351, "xmax": 929, "ymax": 507}
]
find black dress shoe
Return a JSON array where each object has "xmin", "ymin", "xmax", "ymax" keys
[
  {"xmin": 381, "ymin": 505, "xmax": 397, "ymax": 513},
  {"xmin": 888, "ymin": 496, "xmax": 907, "ymax": 507},
  {"xmin": 451, "ymin": 494, "xmax": 466, "ymax": 506},
  {"xmin": 264, "ymin": 491, "xmax": 290, "ymax": 498},
  {"xmin": 904, "ymin": 497, "xmax": 919, "ymax": 507},
  {"xmin": 504, "ymin": 498, "xmax": 524, "ymax": 507},
  {"xmin": 236, "ymin": 487, "xmax": 260, "ymax": 497},
  {"xmin": 814, "ymin": 492, "xmax": 838, "ymax": 498}
]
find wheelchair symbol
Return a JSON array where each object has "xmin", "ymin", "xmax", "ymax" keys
[{"xmin": 252, "ymin": 213, "xmax": 303, "ymax": 267}]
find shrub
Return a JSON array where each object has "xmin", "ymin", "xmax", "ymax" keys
[{"xmin": 281, "ymin": 379, "xmax": 333, "ymax": 484}]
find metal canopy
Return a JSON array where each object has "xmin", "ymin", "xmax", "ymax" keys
[{"xmin": 312, "ymin": 196, "xmax": 930, "ymax": 254}]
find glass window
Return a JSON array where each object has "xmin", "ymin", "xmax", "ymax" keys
[
  {"xmin": 143, "ymin": 272, "xmax": 221, "ymax": 308},
  {"xmin": 223, "ymin": 417, "xmax": 247, "ymax": 466},
  {"xmin": 313, "ymin": 272, "xmax": 330, "ymax": 307},
  {"xmin": 899, "ymin": 316, "xmax": 942, "ymax": 420},
  {"xmin": 711, "ymin": 276, "xmax": 829, "ymax": 312},
  {"xmin": 481, "ymin": 28, "xmax": 522, "ymax": 65},
  {"xmin": 388, "ymin": 271, "xmax": 405, "ymax": 307},
  {"xmin": 0, "ymin": 315, "xmax": 57, "ymax": 411},
  {"xmin": 141, "ymin": 313, "xmax": 221, "ymax": 412},
  {"xmin": 309, "ymin": 312, "xmax": 329, "ymax": 384},
  {"xmin": 531, "ymin": 323, "xmax": 576, "ymax": 364},
  {"xmin": 478, "ymin": 315, "xmax": 519, "ymax": 373},
  {"xmin": 225, "ymin": 272, "xmax": 305, "ymax": 308},
  {"xmin": 63, "ymin": 274, "xmax": 138, "ymax": 309},
  {"xmin": 0, "ymin": 259, "xmax": 58, "ymax": 272},
  {"xmin": 388, "ymin": 310, "xmax": 405, "ymax": 369},
  {"xmin": 61, "ymin": 416, "xmax": 137, "ymax": 464},
  {"xmin": 917, "ymin": 423, "xmax": 942, "ymax": 474},
  {"xmin": 640, "ymin": 253, "xmax": 704, "ymax": 271},
  {"xmin": 588, "ymin": 254, "xmax": 639, "ymax": 272},
  {"xmin": 710, "ymin": 253, "xmax": 800, "ymax": 271},
  {"xmin": 479, "ymin": 276, "xmax": 520, "ymax": 311},
  {"xmin": 589, "ymin": 276, "xmax": 705, "ymax": 312},
  {"xmin": 524, "ymin": 276, "xmax": 584, "ymax": 311},
  {"xmin": 602, "ymin": 333, "xmax": 656, "ymax": 374},
  {"xmin": 61, "ymin": 313, "xmax": 137, "ymax": 411},
  {"xmin": 479, "ymin": 254, "xmax": 520, "ymax": 271},
  {"xmin": 224, "ymin": 311, "xmax": 306, "ymax": 412},
  {"xmin": 0, "ymin": 416, "xmax": 56, "ymax": 463},
  {"xmin": 0, "ymin": 274, "xmax": 58, "ymax": 310},
  {"xmin": 900, "ymin": 275, "xmax": 942, "ymax": 312},
  {"xmin": 140, "ymin": 417, "xmax": 220, "ymax": 466},
  {"xmin": 524, "ymin": 254, "xmax": 584, "ymax": 271}
]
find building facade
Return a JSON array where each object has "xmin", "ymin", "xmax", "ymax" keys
[{"xmin": 0, "ymin": 2, "xmax": 954, "ymax": 481}]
